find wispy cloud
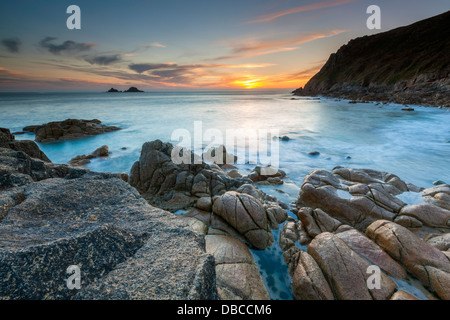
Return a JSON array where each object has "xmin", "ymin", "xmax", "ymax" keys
[
  {"xmin": 1, "ymin": 37, "xmax": 21, "ymax": 53},
  {"xmin": 84, "ymin": 54, "xmax": 123, "ymax": 66},
  {"xmin": 212, "ymin": 47, "xmax": 299, "ymax": 61},
  {"xmin": 246, "ymin": 0, "xmax": 359, "ymax": 24},
  {"xmin": 211, "ymin": 30, "xmax": 346, "ymax": 61},
  {"xmin": 38, "ymin": 37, "xmax": 97, "ymax": 55}
]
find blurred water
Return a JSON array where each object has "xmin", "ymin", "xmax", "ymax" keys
[{"xmin": 0, "ymin": 91, "xmax": 449, "ymax": 299}]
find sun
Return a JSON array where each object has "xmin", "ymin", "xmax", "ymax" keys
[{"xmin": 232, "ymin": 77, "xmax": 265, "ymax": 89}]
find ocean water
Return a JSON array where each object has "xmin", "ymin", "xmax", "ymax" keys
[{"xmin": 0, "ymin": 91, "xmax": 449, "ymax": 299}]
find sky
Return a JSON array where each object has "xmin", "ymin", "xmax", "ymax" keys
[{"xmin": 0, "ymin": 0, "xmax": 448, "ymax": 91}]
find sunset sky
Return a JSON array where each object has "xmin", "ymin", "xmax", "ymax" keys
[{"xmin": 0, "ymin": 0, "xmax": 448, "ymax": 91}]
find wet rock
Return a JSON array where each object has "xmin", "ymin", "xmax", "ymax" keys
[
  {"xmin": 202, "ymin": 145, "xmax": 237, "ymax": 165},
  {"xmin": 292, "ymin": 251, "xmax": 334, "ymax": 300},
  {"xmin": 335, "ymin": 228, "xmax": 407, "ymax": 279},
  {"xmin": 129, "ymin": 140, "xmax": 251, "ymax": 212},
  {"xmin": 212, "ymin": 191, "xmax": 274, "ymax": 249},
  {"xmin": 69, "ymin": 145, "xmax": 109, "ymax": 166},
  {"xmin": 422, "ymin": 184, "xmax": 450, "ymax": 211},
  {"xmin": 247, "ymin": 165, "xmax": 286, "ymax": 184},
  {"xmin": 424, "ymin": 233, "xmax": 450, "ymax": 251},
  {"xmin": 398, "ymin": 203, "xmax": 450, "ymax": 228},
  {"xmin": 308, "ymin": 151, "xmax": 320, "ymax": 156},
  {"xmin": 23, "ymin": 119, "xmax": 120, "ymax": 142},
  {"xmin": 279, "ymin": 221, "xmax": 298, "ymax": 251},
  {"xmin": 296, "ymin": 207, "xmax": 342, "ymax": 238},
  {"xmin": 206, "ymin": 235, "xmax": 269, "ymax": 300},
  {"xmin": 0, "ymin": 128, "xmax": 50, "ymax": 162},
  {"xmin": 308, "ymin": 232, "xmax": 397, "ymax": 300},
  {"xmin": 366, "ymin": 220, "xmax": 450, "ymax": 300},
  {"xmin": 390, "ymin": 290, "xmax": 419, "ymax": 300},
  {"xmin": 296, "ymin": 168, "xmax": 419, "ymax": 231}
]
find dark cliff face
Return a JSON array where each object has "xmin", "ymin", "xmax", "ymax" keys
[{"xmin": 293, "ymin": 11, "xmax": 450, "ymax": 107}]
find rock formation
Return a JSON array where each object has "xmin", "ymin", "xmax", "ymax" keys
[
  {"xmin": 280, "ymin": 166, "xmax": 450, "ymax": 300},
  {"xmin": 23, "ymin": 119, "xmax": 120, "ymax": 142},
  {"xmin": 69, "ymin": 145, "xmax": 109, "ymax": 166},
  {"xmin": 0, "ymin": 144, "xmax": 215, "ymax": 300},
  {"xmin": 293, "ymin": 11, "xmax": 450, "ymax": 107},
  {"xmin": 0, "ymin": 127, "xmax": 50, "ymax": 162}
]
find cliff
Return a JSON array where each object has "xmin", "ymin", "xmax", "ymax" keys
[{"xmin": 293, "ymin": 11, "xmax": 450, "ymax": 107}]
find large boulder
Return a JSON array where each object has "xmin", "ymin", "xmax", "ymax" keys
[
  {"xmin": 22, "ymin": 119, "xmax": 120, "ymax": 142},
  {"xmin": 128, "ymin": 140, "xmax": 251, "ymax": 212},
  {"xmin": 296, "ymin": 167, "xmax": 430, "ymax": 232},
  {"xmin": 291, "ymin": 251, "xmax": 335, "ymax": 300},
  {"xmin": 307, "ymin": 232, "xmax": 397, "ymax": 300},
  {"xmin": 212, "ymin": 191, "xmax": 274, "ymax": 249},
  {"xmin": 0, "ymin": 175, "xmax": 216, "ymax": 300},
  {"xmin": 206, "ymin": 235, "xmax": 269, "ymax": 300},
  {"xmin": 366, "ymin": 220, "xmax": 450, "ymax": 300},
  {"xmin": 0, "ymin": 128, "xmax": 50, "ymax": 162}
]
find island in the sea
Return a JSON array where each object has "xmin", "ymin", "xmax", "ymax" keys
[{"xmin": 107, "ymin": 87, "xmax": 144, "ymax": 93}]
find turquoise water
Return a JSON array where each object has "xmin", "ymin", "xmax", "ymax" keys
[{"xmin": 1, "ymin": 91, "xmax": 449, "ymax": 299}]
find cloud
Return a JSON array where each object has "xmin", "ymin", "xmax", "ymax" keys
[
  {"xmin": 129, "ymin": 63, "xmax": 177, "ymax": 73},
  {"xmin": 141, "ymin": 42, "xmax": 167, "ymax": 49},
  {"xmin": 211, "ymin": 30, "xmax": 346, "ymax": 61},
  {"xmin": 246, "ymin": 0, "xmax": 359, "ymax": 24},
  {"xmin": 212, "ymin": 47, "xmax": 299, "ymax": 61},
  {"xmin": 1, "ymin": 37, "xmax": 21, "ymax": 53},
  {"xmin": 84, "ymin": 54, "xmax": 123, "ymax": 65},
  {"xmin": 150, "ymin": 42, "xmax": 166, "ymax": 48},
  {"xmin": 38, "ymin": 37, "xmax": 97, "ymax": 55}
]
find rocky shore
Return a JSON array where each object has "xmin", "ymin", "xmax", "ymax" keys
[
  {"xmin": 1, "ymin": 128, "xmax": 449, "ymax": 300},
  {"xmin": 293, "ymin": 11, "xmax": 450, "ymax": 108},
  {"xmin": 22, "ymin": 119, "xmax": 120, "ymax": 142}
]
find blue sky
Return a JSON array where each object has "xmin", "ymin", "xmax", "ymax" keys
[{"xmin": 0, "ymin": 0, "xmax": 448, "ymax": 90}]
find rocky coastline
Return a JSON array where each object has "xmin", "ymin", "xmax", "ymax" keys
[
  {"xmin": 293, "ymin": 11, "xmax": 450, "ymax": 108},
  {"xmin": 0, "ymin": 128, "xmax": 449, "ymax": 300}
]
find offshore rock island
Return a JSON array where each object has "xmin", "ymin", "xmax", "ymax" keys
[{"xmin": 293, "ymin": 11, "xmax": 450, "ymax": 107}]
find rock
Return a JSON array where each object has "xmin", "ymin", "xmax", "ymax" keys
[
  {"xmin": 279, "ymin": 221, "xmax": 298, "ymax": 251},
  {"xmin": 394, "ymin": 215, "xmax": 423, "ymax": 228},
  {"xmin": 196, "ymin": 196, "xmax": 212, "ymax": 212},
  {"xmin": 296, "ymin": 168, "xmax": 416, "ymax": 231},
  {"xmin": 292, "ymin": 251, "xmax": 334, "ymax": 300},
  {"xmin": 22, "ymin": 119, "xmax": 120, "ymax": 142},
  {"xmin": 227, "ymin": 169, "xmax": 242, "ymax": 179},
  {"xmin": 335, "ymin": 228, "xmax": 407, "ymax": 279},
  {"xmin": 0, "ymin": 176, "xmax": 216, "ymax": 300},
  {"xmin": 366, "ymin": 220, "xmax": 450, "ymax": 300},
  {"xmin": 280, "ymin": 136, "xmax": 290, "ymax": 141},
  {"xmin": 247, "ymin": 165, "xmax": 286, "ymax": 183},
  {"xmin": 0, "ymin": 128, "xmax": 50, "ymax": 162},
  {"xmin": 69, "ymin": 145, "xmax": 109, "ymax": 166},
  {"xmin": 205, "ymin": 235, "xmax": 269, "ymax": 300},
  {"xmin": 203, "ymin": 145, "xmax": 237, "ymax": 165},
  {"xmin": 291, "ymin": 11, "xmax": 450, "ymax": 108},
  {"xmin": 128, "ymin": 140, "xmax": 251, "ymax": 212},
  {"xmin": 398, "ymin": 203, "xmax": 450, "ymax": 228},
  {"xmin": 390, "ymin": 290, "xmax": 419, "ymax": 300},
  {"xmin": 124, "ymin": 87, "xmax": 143, "ymax": 92},
  {"xmin": 432, "ymin": 180, "xmax": 446, "ymax": 186},
  {"xmin": 308, "ymin": 151, "xmax": 320, "ymax": 156},
  {"xmin": 107, "ymin": 88, "xmax": 120, "ymax": 92},
  {"xmin": 424, "ymin": 233, "xmax": 450, "ymax": 251},
  {"xmin": 296, "ymin": 207, "xmax": 342, "ymax": 238},
  {"xmin": 421, "ymin": 184, "xmax": 450, "ymax": 211},
  {"xmin": 401, "ymin": 106, "xmax": 415, "ymax": 111},
  {"xmin": 308, "ymin": 232, "xmax": 397, "ymax": 300},
  {"xmin": 212, "ymin": 191, "xmax": 274, "ymax": 249}
]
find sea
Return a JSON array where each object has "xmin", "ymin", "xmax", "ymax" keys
[{"xmin": 0, "ymin": 90, "xmax": 449, "ymax": 300}]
